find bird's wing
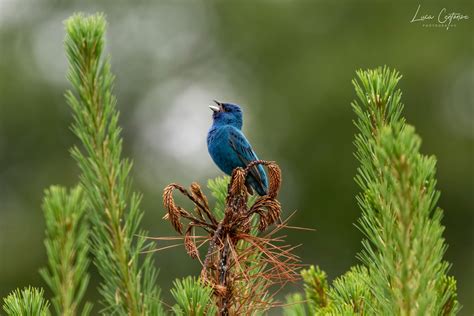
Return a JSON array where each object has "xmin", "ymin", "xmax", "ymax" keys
[{"xmin": 228, "ymin": 128, "xmax": 267, "ymax": 192}]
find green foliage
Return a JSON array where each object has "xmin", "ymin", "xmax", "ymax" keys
[
  {"xmin": 328, "ymin": 266, "xmax": 372, "ymax": 314},
  {"xmin": 64, "ymin": 13, "xmax": 163, "ymax": 315},
  {"xmin": 39, "ymin": 186, "xmax": 92, "ymax": 316},
  {"xmin": 292, "ymin": 265, "xmax": 372, "ymax": 315},
  {"xmin": 283, "ymin": 293, "xmax": 307, "ymax": 316},
  {"xmin": 353, "ymin": 67, "xmax": 459, "ymax": 315},
  {"xmin": 301, "ymin": 265, "xmax": 329, "ymax": 313},
  {"xmin": 170, "ymin": 277, "xmax": 217, "ymax": 316},
  {"xmin": 2, "ymin": 287, "xmax": 50, "ymax": 316},
  {"xmin": 283, "ymin": 67, "xmax": 459, "ymax": 315},
  {"xmin": 207, "ymin": 176, "xmax": 230, "ymax": 220},
  {"xmin": 438, "ymin": 276, "xmax": 459, "ymax": 316}
]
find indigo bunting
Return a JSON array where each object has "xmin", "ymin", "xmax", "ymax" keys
[{"xmin": 207, "ymin": 100, "xmax": 268, "ymax": 196}]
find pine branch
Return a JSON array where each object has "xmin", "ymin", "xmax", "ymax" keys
[
  {"xmin": 2, "ymin": 287, "xmax": 51, "ymax": 316},
  {"xmin": 64, "ymin": 13, "xmax": 163, "ymax": 315},
  {"xmin": 163, "ymin": 162, "xmax": 298, "ymax": 315},
  {"xmin": 437, "ymin": 275, "xmax": 459, "ymax": 316},
  {"xmin": 289, "ymin": 266, "xmax": 374, "ymax": 315},
  {"xmin": 39, "ymin": 186, "xmax": 92, "ymax": 316},
  {"xmin": 220, "ymin": 67, "xmax": 459, "ymax": 316},
  {"xmin": 301, "ymin": 265, "xmax": 330, "ymax": 313},
  {"xmin": 207, "ymin": 176, "xmax": 230, "ymax": 221},
  {"xmin": 352, "ymin": 67, "xmax": 459, "ymax": 315},
  {"xmin": 170, "ymin": 277, "xmax": 217, "ymax": 316},
  {"xmin": 328, "ymin": 265, "xmax": 372, "ymax": 314},
  {"xmin": 207, "ymin": 176, "xmax": 271, "ymax": 314},
  {"xmin": 283, "ymin": 293, "xmax": 307, "ymax": 316}
]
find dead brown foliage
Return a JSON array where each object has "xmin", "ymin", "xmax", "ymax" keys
[{"xmin": 162, "ymin": 160, "xmax": 300, "ymax": 315}]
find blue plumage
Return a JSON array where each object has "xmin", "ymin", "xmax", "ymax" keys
[{"xmin": 207, "ymin": 101, "xmax": 268, "ymax": 196}]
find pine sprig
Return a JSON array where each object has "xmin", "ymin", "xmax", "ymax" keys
[
  {"xmin": 328, "ymin": 265, "xmax": 372, "ymax": 314},
  {"xmin": 64, "ymin": 13, "xmax": 163, "ymax": 315},
  {"xmin": 207, "ymin": 176, "xmax": 230, "ymax": 221},
  {"xmin": 438, "ymin": 276, "xmax": 459, "ymax": 316},
  {"xmin": 301, "ymin": 265, "xmax": 330, "ymax": 313},
  {"xmin": 283, "ymin": 293, "xmax": 307, "ymax": 316},
  {"xmin": 170, "ymin": 277, "xmax": 217, "ymax": 316},
  {"xmin": 2, "ymin": 287, "xmax": 51, "ymax": 316},
  {"xmin": 282, "ymin": 67, "xmax": 459, "ymax": 316},
  {"xmin": 39, "ymin": 186, "xmax": 92, "ymax": 316},
  {"xmin": 353, "ymin": 67, "xmax": 459, "ymax": 315}
]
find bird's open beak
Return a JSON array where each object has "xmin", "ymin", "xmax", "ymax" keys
[{"xmin": 209, "ymin": 100, "xmax": 222, "ymax": 112}]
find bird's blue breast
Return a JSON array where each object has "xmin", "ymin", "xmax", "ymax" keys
[
  {"xmin": 207, "ymin": 124, "xmax": 268, "ymax": 196},
  {"xmin": 207, "ymin": 126, "xmax": 240, "ymax": 175}
]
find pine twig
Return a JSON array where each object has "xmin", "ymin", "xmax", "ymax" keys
[
  {"xmin": 162, "ymin": 161, "xmax": 300, "ymax": 315},
  {"xmin": 64, "ymin": 13, "xmax": 163, "ymax": 315},
  {"xmin": 2, "ymin": 287, "xmax": 51, "ymax": 316},
  {"xmin": 353, "ymin": 66, "xmax": 459, "ymax": 315},
  {"xmin": 39, "ymin": 186, "xmax": 92, "ymax": 316}
]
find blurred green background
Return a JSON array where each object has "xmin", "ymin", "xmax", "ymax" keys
[{"xmin": 0, "ymin": 0, "xmax": 472, "ymax": 314}]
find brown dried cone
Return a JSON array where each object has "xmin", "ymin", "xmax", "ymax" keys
[
  {"xmin": 249, "ymin": 198, "xmax": 282, "ymax": 232},
  {"xmin": 161, "ymin": 160, "xmax": 300, "ymax": 315},
  {"xmin": 162, "ymin": 184, "xmax": 184, "ymax": 234},
  {"xmin": 184, "ymin": 225, "xmax": 199, "ymax": 259}
]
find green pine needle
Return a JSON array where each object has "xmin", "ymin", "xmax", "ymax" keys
[
  {"xmin": 170, "ymin": 277, "xmax": 217, "ymax": 316},
  {"xmin": 353, "ymin": 67, "xmax": 459, "ymax": 315},
  {"xmin": 283, "ymin": 67, "xmax": 459, "ymax": 316},
  {"xmin": 301, "ymin": 265, "xmax": 330, "ymax": 313},
  {"xmin": 2, "ymin": 287, "xmax": 51, "ymax": 316},
  {"xmin": 39, "ymin": 186, "xmax": 92, "ymax": 316},
  {"xmin": 328, "ymin": 265, "xmax": 372, "ymax": 314},
  {"xmin": 283, "ymin": 293, "xmax": 307, "ymax": 316},
  {"xmin": 207, "ymin": 176, "xmax": 230, "ymax": 221},
  {"xmin": 64, "ymin": 13, "xmax": 163, "ymax": 315}
]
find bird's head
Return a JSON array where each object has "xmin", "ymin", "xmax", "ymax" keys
[{"xmin": 209, "ymin": 100, "xmax": 243, "ymax": 129}]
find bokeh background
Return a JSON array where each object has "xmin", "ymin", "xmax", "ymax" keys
[{"xmin": 1, "ymin": 0, "xmax": 472, "ymax": 314}]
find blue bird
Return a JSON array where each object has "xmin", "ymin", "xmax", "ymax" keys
[{"xmin": 207, "ymin": 100, "xmax": 269, "ymax": 196}]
